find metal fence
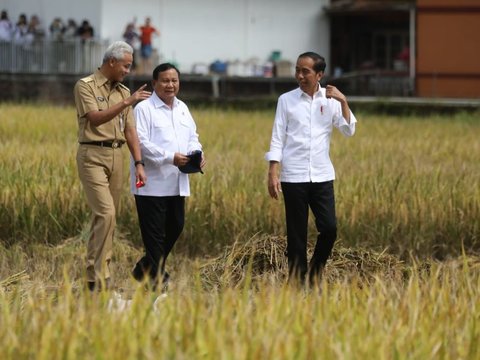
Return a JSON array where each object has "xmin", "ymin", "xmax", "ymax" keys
[
  {"xmin": 0, "ymin": 39, "xmax": 414, "ymax": 97},
  {"xmin": 327, "ymin": 70, "xmax": 414, "ymax": 97},
  {"xmin": 0, "ymin": 39, "xmax": 109, "ymax": 74}
]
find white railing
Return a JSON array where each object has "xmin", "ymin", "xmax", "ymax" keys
[{"xmin": 0, "ymin": 39, "xmax": 109, "ymax": 74}]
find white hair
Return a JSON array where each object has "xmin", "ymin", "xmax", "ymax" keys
[{"xmin": 102, "ymin": 41, "xmax": 133, "ymax": 63}]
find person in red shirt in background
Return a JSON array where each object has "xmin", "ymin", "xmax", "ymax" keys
[{"xmin": 139, "ymin": 17, "xmax": 160, "ymax": 75}]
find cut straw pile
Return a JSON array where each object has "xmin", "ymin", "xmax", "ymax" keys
[{"xmin": 199, "ymin": 234, "xmax": 407, "ymax": 287}]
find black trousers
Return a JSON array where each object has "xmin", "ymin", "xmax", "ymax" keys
[
  {"xmin": 281, "ymin": 181, "xmax": 337, "ymax": 285},
  {"xmin": 132, "ymin": 195, "xmax": 185, "ymax": 284}
]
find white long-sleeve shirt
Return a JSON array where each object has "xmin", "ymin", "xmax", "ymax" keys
[
  {"xmin": 265, "ymin": 86, "xmax": 356, "ymax": 183},
  {"xmin": 130, "ymin": 92, "xmax": 202, "ymax": 197}
]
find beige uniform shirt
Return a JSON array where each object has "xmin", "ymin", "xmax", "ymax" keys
[{"xmin": 74, "ymin": 69, "xmax": 135, "ymax": 143}]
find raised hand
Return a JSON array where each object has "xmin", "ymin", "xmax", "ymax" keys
[
  {"xmin": 325, "ymin": 85, "xmax": 347, "ymax": 103},
  {"xmin": 128, "ymin": 84, "xmax": 151, "ymax": 105}
]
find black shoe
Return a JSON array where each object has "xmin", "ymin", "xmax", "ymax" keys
[
  {"xmin": 132, "ymin": 258, "xmax": 152, "ymax": 282},
  {"xmin": 308, "ymin": 266, "xmax": 324, "ymax": 291},
  {"xmin": 149, "ymin": 272, "xmax": 170, "ymax": 293},
  {"xmin": 132, "ymin": 263, "xmax": 146, "ymax": 282},
  {"xmin": 87, "ymin": 278, "xmax": 111, "ymax": 292}
]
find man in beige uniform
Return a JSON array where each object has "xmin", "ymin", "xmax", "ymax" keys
[{"xmin": 74, "ymin": 41, "xmax": 151, "ymax": 291}]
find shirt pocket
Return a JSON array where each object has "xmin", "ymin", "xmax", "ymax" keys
[
  {"xmin": 285, "ymin": 109, "xmax": 303, "ymax": 135},
  {"xmin": 153, "ymin": 119, "xmax": 175, "ymax": 143},
  {"xmin": 178, "ymin": 118, "xmax": 192, "ymax": 139},
  {"xmin": 315, "ymin": 101, "xmax": 334, "ymax": 130},
  {"xmin": 96, "ymin": 96, "xmax": 108, "ymax": 111},
  {"xmin": 153, "ymin": 118, "xmax": 173, "ymax": 129}
]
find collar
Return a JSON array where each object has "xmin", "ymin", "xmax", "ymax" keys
[
  {"xmin": 151, "ymin": 91, "xmax": 178, "ymax": 109},
  {"xmin": 93, "ymin": 69, "xmax": 120, "ymax": 90},
  {"xmin": 298, "ymin": 83, "xmax": 325, "ymax": 99}
]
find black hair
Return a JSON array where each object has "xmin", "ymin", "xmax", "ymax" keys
[
  {"xmin": 298, "ymin": 52, "xmax": 326, "ymax": 73},
  {"xmin": 152, "ymin": 63, "xmax": 180, "ymax": 80}
]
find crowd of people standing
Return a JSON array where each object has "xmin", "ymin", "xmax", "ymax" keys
[
  {"xmin": 0, "ymin": 10, "xmax": 95, "ymax": 45},
  {"xmin": 0, "ymin": 10, "xmax": 98, "ymax": 72},
  {"xmin": 1, "ymin": 10, "xmax": 159, "ymax": 75}
]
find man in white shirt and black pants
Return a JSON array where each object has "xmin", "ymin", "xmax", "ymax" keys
[
  {"xmin": 265, "ymin": 52, "xmax": 357, "ymax": 289},
  {"xmin": 131, "ymin": 63, "xmax": 205, "ymax": 291}
]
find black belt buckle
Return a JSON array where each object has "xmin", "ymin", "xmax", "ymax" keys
[
  {"xmin": 111, "ymin": 140, "xmax": 122, "ymax": 148},
  {"xmin": 80, "ymin": 141, "xmax": 123, "ymax": 148}
]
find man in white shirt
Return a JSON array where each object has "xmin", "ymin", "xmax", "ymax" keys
[
  {"xmin": 265, "ymin": 52, "xmax": 357, "ymax": 288},
  {"xmin": 130, "ymin": 63, "xmax": 205, "ymax": 290}
]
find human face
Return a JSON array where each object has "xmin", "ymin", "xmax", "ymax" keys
[
  {"xmin": 109, "ymin": 53, "xmax": 133, "ymax": 82},
  {"xmin": 295, "ymin": 56, "xmax": 322, "ymax": 96},
  {"xmin": 152, "ymin": 68, "xmax": 180, "ymax": 105}
]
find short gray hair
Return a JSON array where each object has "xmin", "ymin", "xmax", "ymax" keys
[{"xmin": 102, "ymin": 41, "xmax": 133, "ymax": 63}]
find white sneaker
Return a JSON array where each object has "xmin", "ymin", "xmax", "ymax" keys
[
  {"xmin": 107, "ymin": 291, "xmax": 132, "ymax": 312},
  {"xmin": 153, "ymin": 293, "xmax": 168, "ymax": 313}
]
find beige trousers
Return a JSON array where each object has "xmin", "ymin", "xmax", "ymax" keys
[{"xmin": 76, "ymin": 144, "xmax": 124, "ymax": 283}]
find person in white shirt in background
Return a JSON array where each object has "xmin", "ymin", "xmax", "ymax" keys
[
  {"xmin": 0, "ymin": 10, "xmax": 13, "ymax": 41},
  {"xmin": 265, "ymin": 51, "xmax": 357, "ymax": 289},
  {"xmin": 131, "ymin": 62, "xmax": 205, "ymax": 291}
]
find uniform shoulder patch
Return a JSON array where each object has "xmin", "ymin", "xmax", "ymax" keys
[
  {"xmin": 79, "ymin": 76, "xmax": 94, "ymax": 83},
  {"xmin": 118, "ymin": 83, "xmax": 131, "ymax": 93}
]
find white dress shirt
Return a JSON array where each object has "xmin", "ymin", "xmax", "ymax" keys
[
  {"xmin": 130, "ymin": 92, "xmax": 202, "ymax": 197},
  {"xmin": 265, "ymin": 85, "xmax": 356, "ymax": 183}
]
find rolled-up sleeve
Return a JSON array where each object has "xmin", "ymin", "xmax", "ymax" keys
[{"xmin": 333, "ymin": 103, "xmax": 357, "ymax": 137}]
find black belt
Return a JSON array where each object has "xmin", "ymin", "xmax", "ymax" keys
[{"xmin": 80, "ymin": 140, "xmax": 125, "ymax": 148}]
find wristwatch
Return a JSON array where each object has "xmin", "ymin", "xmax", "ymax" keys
[{"xmin": 134, "ymin": 160, "xmax": 145, "ymax": 166}]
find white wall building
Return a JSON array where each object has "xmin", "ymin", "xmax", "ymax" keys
[{"xmin": 2, "ymin": 0, "xmax": 331, "ymax": 75}]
